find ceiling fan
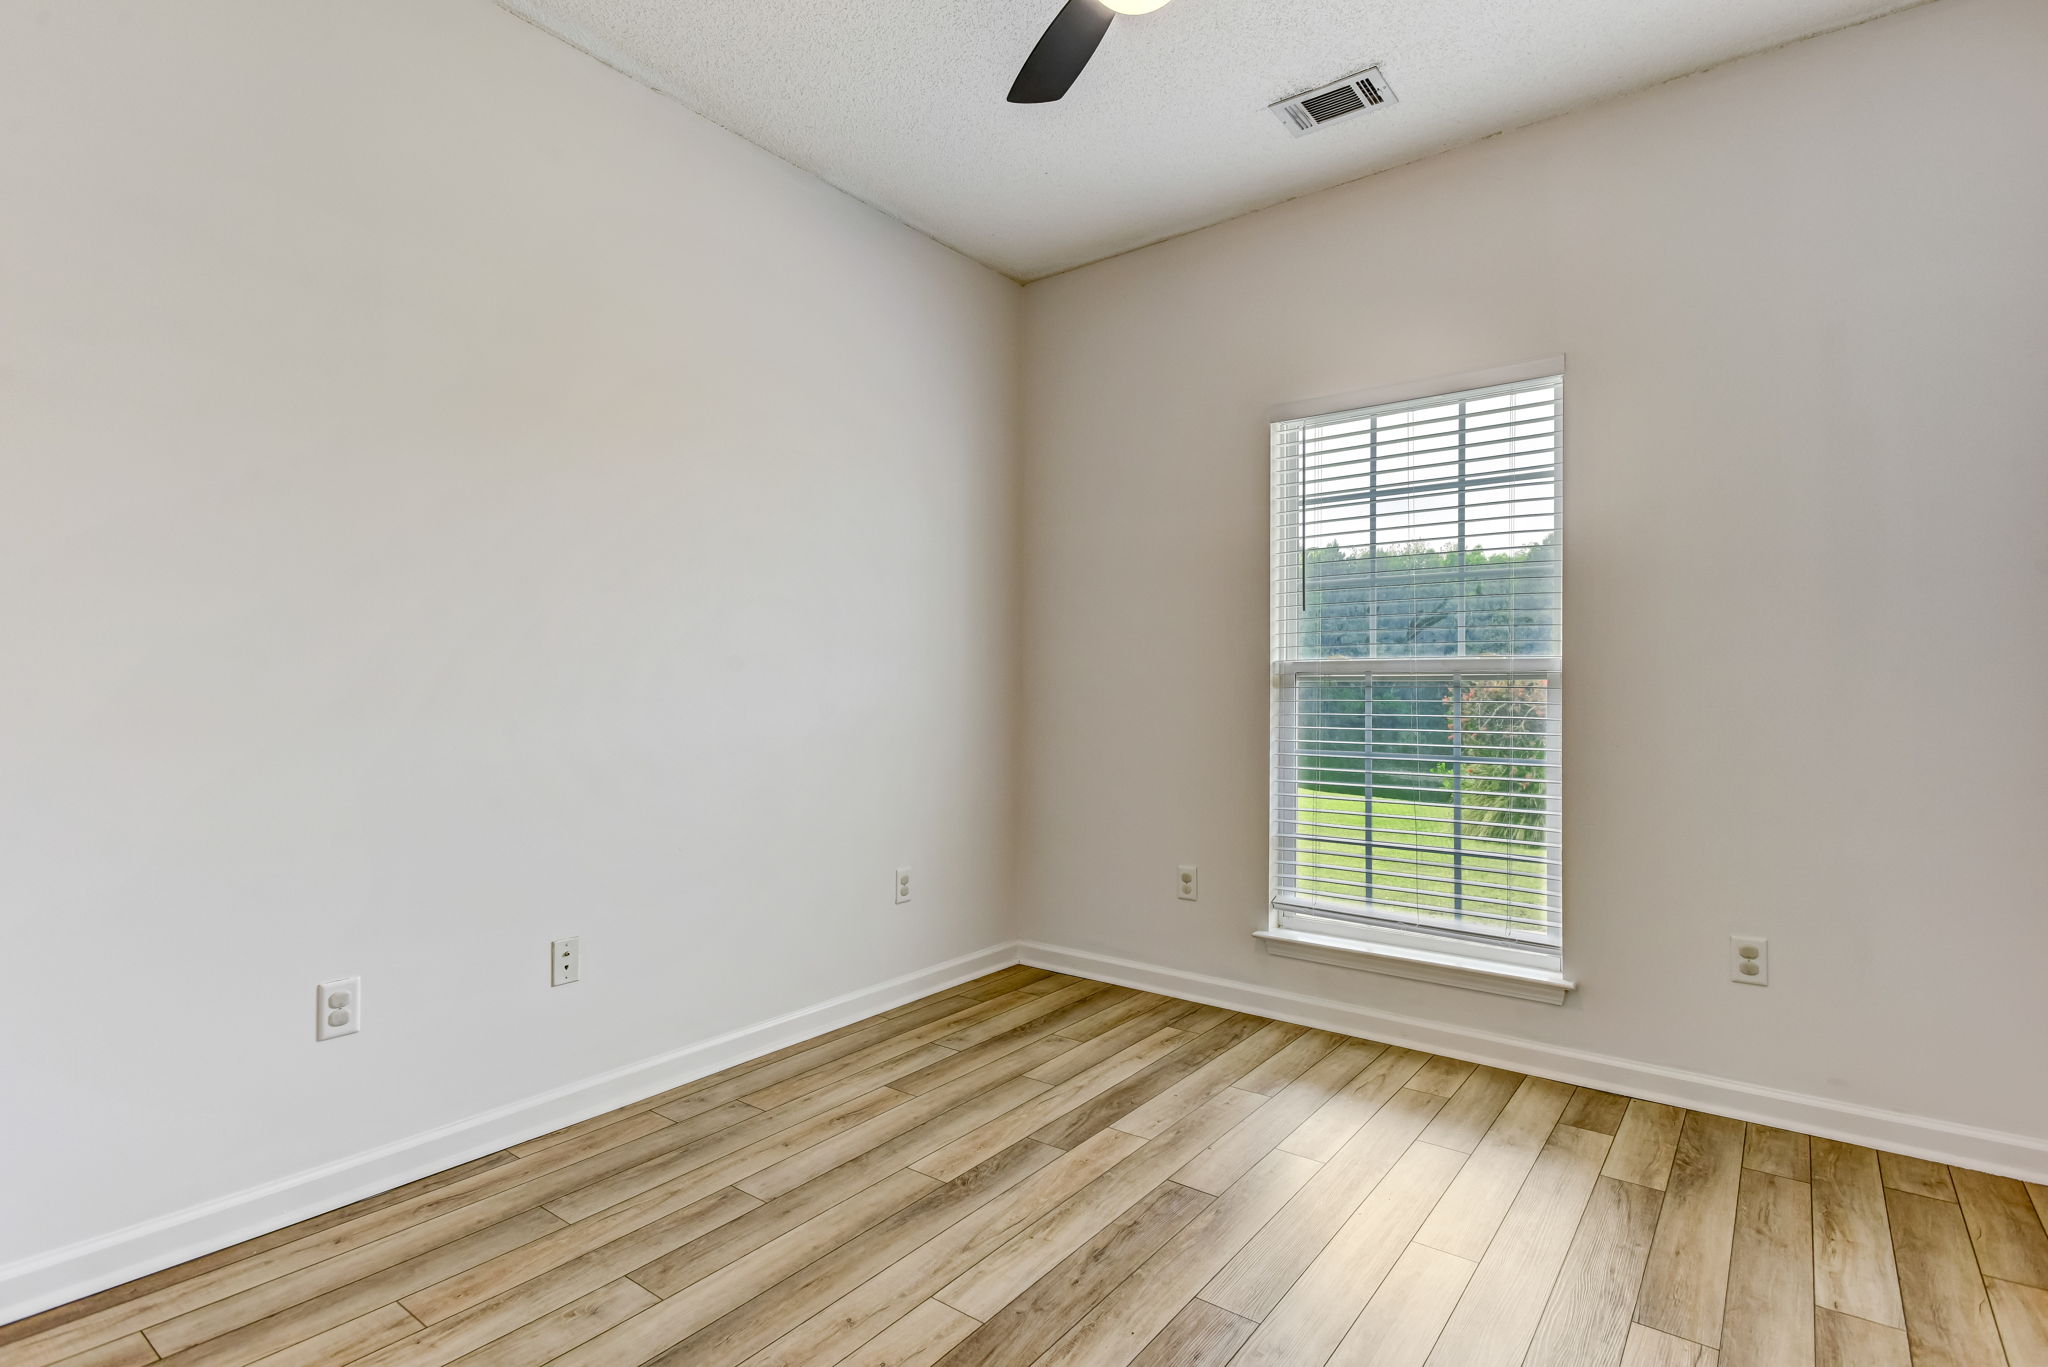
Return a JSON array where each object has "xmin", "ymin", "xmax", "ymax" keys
[{"xmin": 1007, "ymin": 0, "xmax": 1173, "ymax": 104}]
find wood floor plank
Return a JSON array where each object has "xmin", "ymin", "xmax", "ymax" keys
[
  {"xmin": 1885, "ymin": 1188, "xmax": 2007, "ymax": 1367},
  {"xmin": 1408, "ymin": 1055, "xmax": 1478, "ymax": 1100},
  {"xmin": 911, "ymin": 1030, "xmax": 1185, "ymax": 1183},
  {"xmin": 960, "ymin": 967, "xmax": 1052, "ymax": 1000},
  {"xmin": 1951, "ymin": 1167, "xmax": 2048, "ymax": 1290},
  {"xmin": 1170, "ymin": 1038, "xmax": 1377, "ymax": 1196},
  {"xmin": 237, "ymin": 1304, "xmax": 419, "ymax": 1367},
  {"xmin": 44, "ymin": 1337, "xmax": 156, "ymax": 1367},
  {"xmin": 1424, "ymin": 1123, "xmax": 1611, "ymax": 1367},
  {"xmin": 1561, "ymin": 1088, "xmax": 1632, "ymax": 1137},
  {"xmin": 1415, "ymin": 1065, "xmax": 1524, "ymax": 1155},
  {"xmin": 1277, "ymin": 1047, "xmax": 1430, "ymax": 1163},
  {"xmin": 733, "ymin": 1034, "xmax": 975, "ymax": 1117},
  {"xmin": 1808, "ymin": 1138, "xmax": 1904, "ymax": 1330},
  {"xmin": 1055, "ymin": 991, "xmax": 1173, "ymax": 1043},
  {"xmin": 653, "ymin": 1049, "xmax": 954, "ymax": 1131},
  {"xmin": 893, "ymin": 990, "xmax": 1134, "ymax": 1095},
  {"xmin": 1633, "ymin": 1111, "xmax": 1745, "ymax": 1349},
  {"xmin": 577, "ymin": 1075, "xmax": 1008, "ymax": 1312},
  {"xmin": 1717, "ymin": 1168, "xmax": 1814, "ymax": 1367},
  {"xmin": 1411, "ymin": 1075, "xmax": 1574, "ymax": 1261},
  {"xmin": 1878, "ymin": 1152, "xmax": 1956, "ymax": 1202},
  {"xmin": 644, "ymin": 1144, "xmax": 1062, "ymax": 1367},
  {"xmin": 1111, "ymin": 1022, "xmax": 1305, "ymax": 1139},
  {"xmin": 1324, "ymin": 1242, "xmax": 1475, "ymax": 1367},
  {"xmin": 602, "ymin": 1050, "xmax": 970, "ymax": 1212},
  {"xmin": 1523, "ymin": 1175, "xmax": 1665, "ymax": 1367},
  {"xmin": 1127, "ymin": 1300, "xmax": 1255, "ymax": 1367},
  {"xmin": 361, "ymin": 1217, "xmax": 757, "ymax": 1367},
  {"xmin": 1029, "ymin": 1017, "xmax": 1267, "ymax": 1151},
  {"xmin": 830, "ymin": 1300, "xmax": 978, "ymax": 1367},
  {"xmin": 1812, "ymin": 1308, "xmax": 1910, "ymax": 1367},
  {"xmin": 0, "ymin": 1155, "xmax": 518, "ymax": 1357},
  {"xmin": 667, "ymin": 1073, "xmax": 1064, "ymax": 1303},
  {"xmin": 506, "ymin": 1105, "xmax": 688, "ymax": 1159},
  {"xmin": 1741, "ymin": 1127, "xmax": 1811, "ymax": 1183},
  {"xmin": 1030, "ymin": 1149, "xmax": 1318, "ymax": 1367},
  {"xmin": 0, "ymin": 1115, "xmax": 668, "ymax": 1367},
  {"xmin": 433, "ymin": 1280, "xmax": 650, "ymax": 1367},
  {"xmin": 721, "ymin": 999, "xmax": 1027, "ymax": 1116},
  {"xmin": 1621, "ymin": 1322, "xmax": 1718, "ymax": 1366},
  {"xmin": 146, "ymin": 1209, "xmax": 565, "ymax": 1367},
  {"xmin": 144, "ymin": 1199, "xmax": 563, "ymax": 1360},
  {"xmin": 1158, "ymin": 1003, "xmax": 1236, "ymax": 1036},
  {"xmin": 645, "ymin": 995, "xmax": 1000, "ymax": 1119},
  {"xmin": 396, "ymin": 1185, "xmax": 758, "ymax": 1331},
  {"xmin": 933, "ymin": 981, "xmax": 1114, "ymax": 1053},
  {"xmin": 1233, "ymin": 1140, "xmax": 1466, "ymax": 1367},
  {"xmin": 935, "ymin": 1090, "xmax": 1267, "ymax": 1321},
  {"xmin": 1018, "ymin": 971, "xmax": 1076, "ymax": 995},
  {"xmin": 1604, "ymin": 1101, "xmax": 1686, "ymax": 1192},
  {"xmin": 548, "ymin": 1086, "xmax": 914, "ymax": 1223},
  {"xmin": 629, "ymin": 1154, "xmax": 962, "ymax": 1299},
  {"xmin": 1201, "ymin": 1088, "xmax": 1448, "ymax": 1322},
  {"xmin": 1233, "ymin": 1029, "xmax": 1342, "ymax": 1097},
  {"xmin": 884, "ymin": 1031, "xmax": 1069, "ymax": 1099},
  {"xmin": 1028, "ymin": 1003, "xmax": 1192, "ymax": 1085},
  {"xmin": 1986, "ymin": 1277, "xmax": 2048, "ymax": 1367},
  {"xmin": 541, "ymin": 1169, "xmax": 940, "ymax": 1367},
  {"xmin": 734, "ymin": 1132, "xmax": 1145, "ymax": 1367},
  {"xmin": 737, "ymin": 1057, "xmax": 1059, "ymax": 1202},
  {"xmin": 930, "ymin": 1182, "xmax": 1211, "ymax": 1367}
]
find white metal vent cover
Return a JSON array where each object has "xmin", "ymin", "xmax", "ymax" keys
[{"xmin": 1269, "ymin": 66, "xmax": 1398, "ymax": 136}]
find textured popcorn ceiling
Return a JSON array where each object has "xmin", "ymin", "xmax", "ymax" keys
[{"xmin": 498, "ymin": 0, "xmax": 1919, "ymax": 278}]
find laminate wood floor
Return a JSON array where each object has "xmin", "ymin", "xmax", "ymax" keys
[{"xmin": 7, "ymin": 968, "xmax": 2045, "ymax": 1367}]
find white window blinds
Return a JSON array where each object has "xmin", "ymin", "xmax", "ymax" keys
[{"xmin": 1271, "ymin": 375, "xmax": 1562, "ymax": 946}]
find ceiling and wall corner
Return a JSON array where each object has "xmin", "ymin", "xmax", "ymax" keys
[{"xmin": 496, "ymin": 0, "xmax": 1928, "ymax": 279}]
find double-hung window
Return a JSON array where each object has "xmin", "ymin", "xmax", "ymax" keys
[{"xmin": 1268, "ymin": 370, "xmax": 1567, "ymax": 997}]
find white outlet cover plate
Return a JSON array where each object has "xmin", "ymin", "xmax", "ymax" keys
[
  {"xmin": 895, "ymin": 868, "xmax": 912, "ymax": 904},
  {"xmin": 1729, "ymin": 936, "xmax": 1769, "ymax": 985},
  {"xmin": 1177, "ymin": 866, "xmax": 1199, "ymax": 901},
  {"xmin": 316, "ymin": 976, "xmax": 361, "ymax": 1041}
]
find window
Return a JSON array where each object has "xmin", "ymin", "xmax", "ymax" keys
[{"xmin": 1269, "ymin": 371, "xmax": 1564, "ymax": 985}]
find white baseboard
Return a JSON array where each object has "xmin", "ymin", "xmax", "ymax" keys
[
  {"xmin": 1019, "ymin": 940, "xmax": 2048, "ymax": 1184},
  {"xmin": 0, "ymin": 941, "xmax": 1022, "ymax": 1327}
]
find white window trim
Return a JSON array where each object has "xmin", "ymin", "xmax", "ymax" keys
[
  {"xmin": 1256, "ymin": 924, "xmax": 1575, "ymax": 1005},
  {"xmin": 1266, "ymin": 356, "xmax": 1568, "ymax": 425},
  {"xmin": 1265, "ymin": 358, "xmax": 1574, "ymax": 1004}
]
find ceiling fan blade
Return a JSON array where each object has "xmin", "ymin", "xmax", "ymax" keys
[{"xmin": 1008, "ymin": 0, "xmax": 1115, "ymax": 104}]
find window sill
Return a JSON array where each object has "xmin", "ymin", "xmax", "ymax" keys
[{"xmin": 1254, "ymin": 927, "xmax": 1576, "ymax": 1005}]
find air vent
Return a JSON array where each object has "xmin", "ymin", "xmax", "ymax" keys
[{"xmin": 1270, "ymin": 66, "xmax": 1397, "ymax": 136}]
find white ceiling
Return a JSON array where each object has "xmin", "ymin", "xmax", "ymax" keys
[{"xmin": 499, "ymin": 0, "xmax": 1916, "ymax": 279}]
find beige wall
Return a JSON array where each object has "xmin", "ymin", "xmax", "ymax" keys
[
  {"xmin": 0, "ymin": 0, "xmax": 1019, "ymax": 1311},
  {"xmin": 1018, "ymin": 0, "xmax": 2048, "ymax": 1150}
]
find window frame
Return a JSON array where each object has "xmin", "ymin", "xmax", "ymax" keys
[{"xmin": 1265, "ymin": 359, "xmax": 1573, "ymax": 1001}]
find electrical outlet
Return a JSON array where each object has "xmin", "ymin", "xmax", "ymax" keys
[
  {"xmin": 895, "ymin": 867, "xmax": 912, "ymax": 904},
  {"xmin": 316, "ymin": 976, "xmax": 361, "ymax": 1041},
  {"xmin": 1177, "ymin": 865, "xmax": 1199, "ymax": 901},
  {"xmin": 551, "ymin": 937, "xmax": 581, "ymax": 987},
  {"xmin": 1730, "ymin": 935, "xmax": 1768, "ymax": 985}
]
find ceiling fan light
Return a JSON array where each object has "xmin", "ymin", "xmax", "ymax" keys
[{"xmin": 1101, "ymin": 0, "xmax": 1173, "ymax": 13}]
